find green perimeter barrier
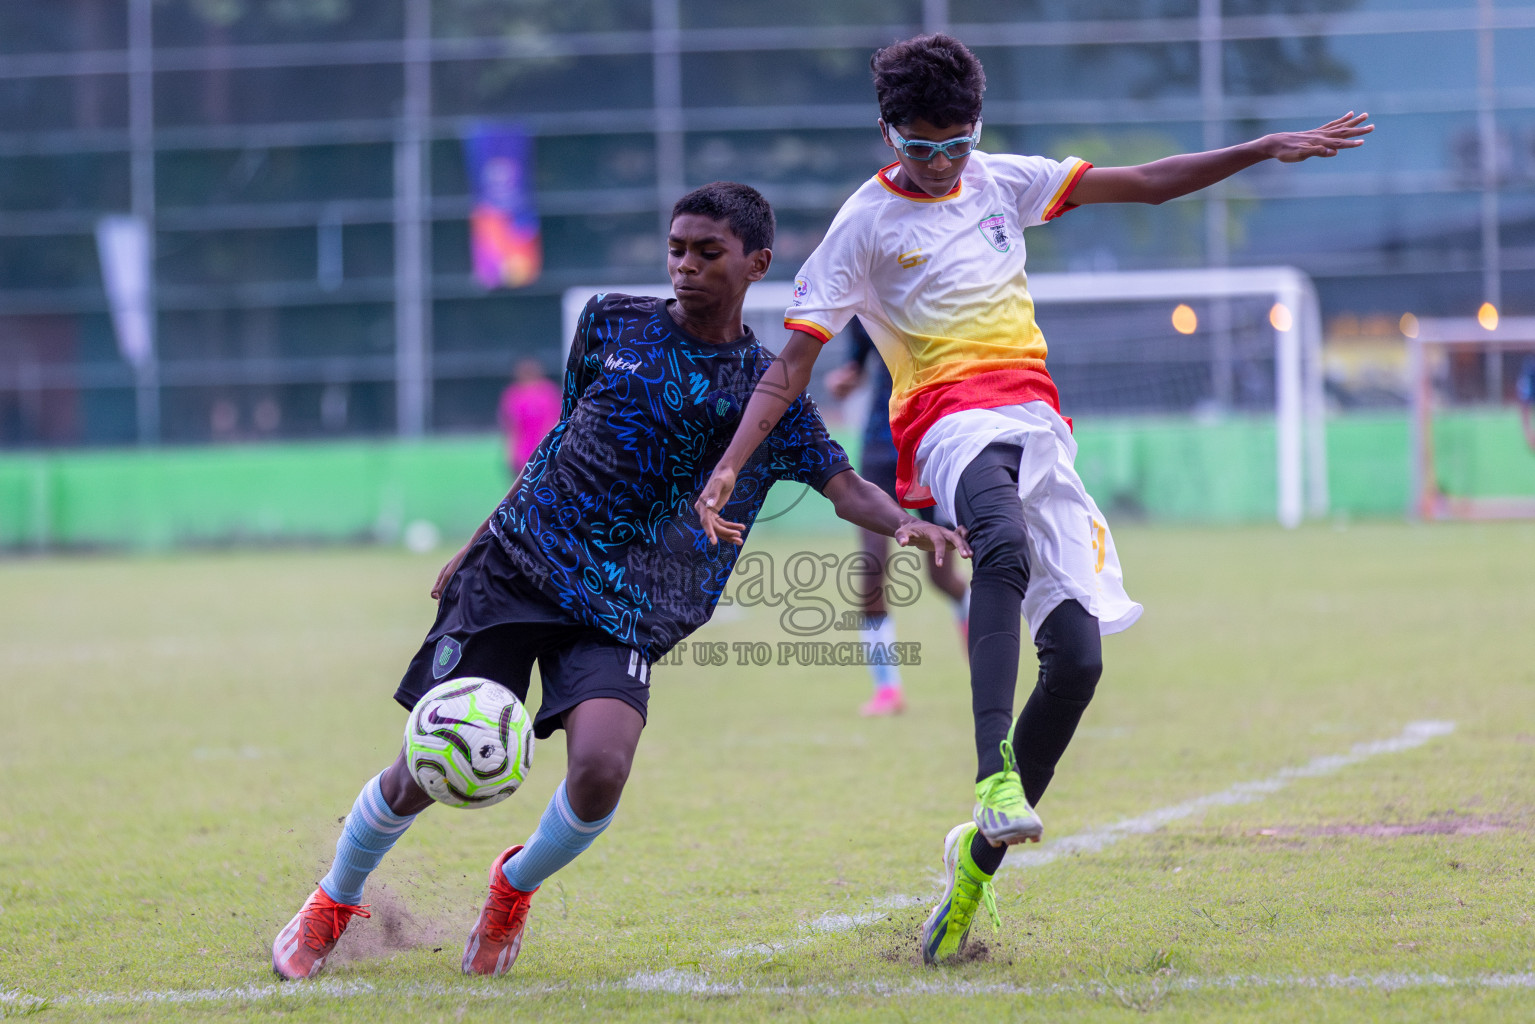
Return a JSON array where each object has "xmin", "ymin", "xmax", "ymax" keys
[
  {"xmin": 1074, "ymin": 410, "xmax": 1421, "ymax": 522},
  {"xmin": 0, "ymin": 438, "xmax": 512, "ymax": 551},
  {"xmin": 2, "ymin": 411, "xmax": 1532, "ymax": 550},
  {"xmin": 1428, "ymin": 408, "xmax": 1535, "ymax": 500}
]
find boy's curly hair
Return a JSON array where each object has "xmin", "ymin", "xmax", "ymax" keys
[{"xmin": 870, "ymin": 33, "xmax": 985, "ymax": 129}]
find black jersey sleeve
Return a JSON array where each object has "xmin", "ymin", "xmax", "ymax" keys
[{"xmin": 764, "ymin": 393, "xmax": 852, "ymax": 492}]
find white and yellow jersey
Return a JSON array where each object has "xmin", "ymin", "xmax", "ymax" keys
[{"xmin": 785, "ymin": 149, "xmax": 1090, "ymax": 506}]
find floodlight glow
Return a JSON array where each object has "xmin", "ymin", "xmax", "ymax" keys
[{"xmin": 1171, "ymin": 303, "xmax": 1198, "ymax": 334}]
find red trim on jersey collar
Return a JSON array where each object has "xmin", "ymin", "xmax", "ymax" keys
[{"xmin": 875, "ymin": 162, "xmax": 963, "ymax": 203}]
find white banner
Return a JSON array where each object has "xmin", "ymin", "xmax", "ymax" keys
[{"xmin": 95, "ymin": 215, "xmax": 153, "ymax": 369}]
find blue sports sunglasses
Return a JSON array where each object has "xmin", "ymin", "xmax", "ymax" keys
[{"xmin": 886, "ymin": 119, "xmax": 983, "ymax": 162}]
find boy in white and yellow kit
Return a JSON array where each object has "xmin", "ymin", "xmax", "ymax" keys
[{"xmin": 695, "ymin": 33, "xmax": 1371, "ymax": 964}]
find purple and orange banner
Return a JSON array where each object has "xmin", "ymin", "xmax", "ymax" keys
[{"xmin": 464, "ymin": 122, "xmax": 541, "ymax": 289}]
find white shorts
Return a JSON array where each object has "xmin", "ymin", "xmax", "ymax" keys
[{"xmin": 916, "ymin": 402, "xmax": 1142, "ymax": 640}]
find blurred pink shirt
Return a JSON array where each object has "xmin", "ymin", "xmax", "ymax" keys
[{"xmin": 498, "ymin": 378, "xmax": 562, "ymax": 473}]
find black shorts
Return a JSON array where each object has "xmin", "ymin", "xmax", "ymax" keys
[
  {"xmin": 394, "ymin": 532, "xmax": 651, "ymax": 739},
  {"xmin": 861, "ymin": 448, "xmax": 937, "ymax": 524}
]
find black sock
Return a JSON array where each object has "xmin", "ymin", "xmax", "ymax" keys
[
  {"xmin": 969, "ymin": 829, "xmax": 1007, "ymax": 875},
  {"xmin": 1012, "ymin": 688, "xmax": 1091, "ymax": 806}
]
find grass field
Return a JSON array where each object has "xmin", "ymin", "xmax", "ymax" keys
[{"xmin": 2, "ymin": 521, "xmax": 1533, "ymax": 1022}]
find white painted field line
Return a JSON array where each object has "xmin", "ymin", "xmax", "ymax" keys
[
  {"xmin": 0, "ymin": 981, "xmax": 565, "ymax": 1009},
  {"xmin": 9, "ymin": 969, "xmax": 1535, "ymax": 1008},
  {"xmin": 624, "ymin": 969, "xmax": 1535, "ymax": 997},
  {"xmin": 1002, "ymin": 719, "xmax": 1456, "ymax": 872},
  {"xmin": 720, "ymin": 719, "xmax": 1457, "ymax": 958},
  {"xmin": 717, "ymin": 896, "xmax": 928, "ymax": 958},
  {"xmin": 0, "ymin": 720, "xmax": 1463, "ymax": 1012},
  {"xmin": 617, "ymin": 970, "xmax": 1528, "ymax": 1000}
]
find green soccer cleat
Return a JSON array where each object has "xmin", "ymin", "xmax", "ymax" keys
[
  {"xmin": 973, "ymin": 739, "xmax": 1043, "ymax": 845},
  {"xmin": 920, "ymin": 822, "xmax": 1002, "ymax": 965}
]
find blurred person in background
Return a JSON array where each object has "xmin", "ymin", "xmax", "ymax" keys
[
  {"xmin": 1518, "ymin": 357, "xmax": 1535, "ymax": 452},
  {"xmin": 826, "ymin": 316, "xmax": 970, "ymax": 717},
  {"xmin": 498, "ymin": 358, "xmax": 562, "ymax": 477}
]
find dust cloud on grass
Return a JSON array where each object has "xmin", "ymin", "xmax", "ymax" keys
[{"xmin": 328, "ymin": 883, "xmax": 460, "ymax": 967}]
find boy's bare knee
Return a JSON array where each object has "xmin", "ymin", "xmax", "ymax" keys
[
  {"xmin": 380, "ymin": 752, "xmax": 434, "ymax": 816},
  {"xmin": 565, "ymin": 751, "xmax": 631, "ymax": 820}
]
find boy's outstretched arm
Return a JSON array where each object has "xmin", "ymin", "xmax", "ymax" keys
[
  {"xmin": 1069, "ymin": 112, "xmax": 1372, "ymax": 206},
  {"xmin": 822, "ymin": 470, "xmax": 971, "ymax": 565},
  {"xmin": 694, "ymin": 330, "xmax": 823, "ymax": 541}
]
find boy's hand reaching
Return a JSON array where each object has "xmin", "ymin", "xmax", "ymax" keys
[
  {"xmin": 695, "ymin": 467, "xmax": 745, "ymax": 545},
  {"xmin": 1263, "ymin": 112, "xmax": 1372, "ymax": 162},
  {"xmin": 893, "ymin": 519, "xmax": 970, "ymax": 566},
  {"xmin": 432, "ymin": 541, "xmax": 472, "ymax": 600},
  {"xmin": 1072, "ymin": 111, "xmax": 1374, "ymax": 206}
]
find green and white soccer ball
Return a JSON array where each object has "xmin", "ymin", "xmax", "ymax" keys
[{"xmin": 404, "ymin": 677, "xmax": 534, "ymax": 809}]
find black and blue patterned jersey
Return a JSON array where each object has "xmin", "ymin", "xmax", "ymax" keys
[{"xmin": 488, "ymin": 293, "xmax": 851, "ymax": 659}]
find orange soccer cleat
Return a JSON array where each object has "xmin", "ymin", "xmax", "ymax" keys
[
  {"xmin": 462, "ymin": 845, "xmax": 539, "ymax": 976},
  {"xmin": 272, "ymin": 887, "xmax": 371, "ymax": 980}
]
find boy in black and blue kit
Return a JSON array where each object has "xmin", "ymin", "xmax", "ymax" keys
[{"xmin": 271, "ymin": 182, "xmax": 968, "ymax": 981}]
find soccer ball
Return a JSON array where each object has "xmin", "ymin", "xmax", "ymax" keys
[{"xmin": 404, "ymin": 677, "xmax": 534, "ymax": 809}]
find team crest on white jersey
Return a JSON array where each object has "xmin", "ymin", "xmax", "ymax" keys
[{"xmin": 978, "ymin": 213, "xmax": 1010, "ymax": 253}]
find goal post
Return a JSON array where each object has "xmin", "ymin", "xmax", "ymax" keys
[
  {"xmin": 562, "ymin": 266, "xmax": 1326, "ymax": 528},
  {"xmin": 1028, "ymin": 268, "xmax": 1325, "ymax": 529},
  {"xmin": 1407, "ymin": 315, "xmax": 1535, "ymax": 521}
]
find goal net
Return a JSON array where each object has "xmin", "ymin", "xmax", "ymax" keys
[
  {"xmin": 1407, "ymin": 314, "xmax": 1535, "ymax": 520},
  {"xmin": 563, "ymin": 267, "xmax": 1325, "ymax": 527}
]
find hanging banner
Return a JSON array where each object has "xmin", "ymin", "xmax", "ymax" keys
[
  {"xmin": 463, "ymin": 122, "xmax": 541, "ymax": 289},
  {"xmin": 95, "ymin": 214, "xmax": 154, "ymax": 368}
]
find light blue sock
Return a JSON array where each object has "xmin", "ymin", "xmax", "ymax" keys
[
  {"xmin": 318, "ymin": 774, "xmax": 417, "ymax": 906},
  {"xmin": 861, "ymin": 613, "xmax": 902, "ymax": 692},
  {"xmin": 501, "ymin": 780, "xmax": 615, "ymax": 892}
]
